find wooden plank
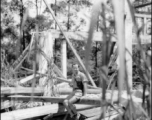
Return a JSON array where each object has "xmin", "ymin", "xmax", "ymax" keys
[
  {"xmin": 51, "ymin": 30, "xmax": 117, "ymax": 42},
  {"xmin": 135, "ymin": 13, "xmax": 151, "ymax": 18},
  {"xmin": 1, "ymin": 87, "xmax": 101, "ymax": 96},
  {"xmin": 1, "ymin": 87, "xmax": 148, "ymax": 97},
  {"xmin": 1, "ymin": 87, "xmax": 43, "ymax": 96},
  {"xmin": 58, "ymin": 88, "xmax": 102, "ymax": 95},
  {"xmin": 6, "ymin": 90, "xmax": 146, "ymax": 105},
  {"xmin": 6, "ymin": 95, "xmax": 65, "ymax": 103},
  {"xmin": 6, "ymin": 91, "xmax": 119, "ymax": 105},
  {"xmin": 1, "ymin": 104, "xmax": 97, "ymax": 120}
]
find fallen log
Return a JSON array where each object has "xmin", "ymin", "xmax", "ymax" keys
[{"xmin": 1, "ymin": 104, "xmax": 97, "ymax": 120}]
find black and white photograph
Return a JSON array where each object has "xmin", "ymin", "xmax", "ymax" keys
[{"xmin": 1, "ymin": 0, "xmax": 151, "ymax": 120}]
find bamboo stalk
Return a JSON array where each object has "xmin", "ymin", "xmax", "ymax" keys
[{"xmin": 112, "ymin": 0, "xmax": 125, "ymax": 103}]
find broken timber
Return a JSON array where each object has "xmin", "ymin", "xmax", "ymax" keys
[{"xmin": 1, "ymin": 104, "xmax": 97, "ymax": 120}]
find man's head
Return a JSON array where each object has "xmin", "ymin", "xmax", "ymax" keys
[{"xmin": 72, "ymin": 63, "xmax": 79, "ymax": 74}]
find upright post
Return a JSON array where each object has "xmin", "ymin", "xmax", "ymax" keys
[
  {"xmin": 125, "ymin": 0, "xmax": 133, "ymax": 89},
  {"xmin": 61, "ymin": 39, "xmax": 67, "ymax": 78}
]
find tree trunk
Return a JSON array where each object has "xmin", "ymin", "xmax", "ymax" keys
[{"xmin": 37, "ymin": 32, "xmax": 56, "ymax": 97}]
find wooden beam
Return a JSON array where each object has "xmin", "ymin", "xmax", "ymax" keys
[
  {"xmin": 5, "ymin": 91, "xmax": 119, "ymax": 105},
  {"xmin": 6, "ymin": 95, "xmax": 66, "ymax": 103},
  {"xmin": 43, "ymin": 0, "xmax": 97, "ymax": 87},
  {"xmin": 1, "ymin": 87, "xmax": 101, "ymax": 96},
  {"xmin": 1, "ymin": 87, "xmax": 148, "ymax": 97},
  {"xmin": 51, "ymin": 30, "xmax": 117, "ymax": 42},
  {"xmin": 5, "ymin": 95, "xmax": 103, "ymax": 105},
  {"xmin": 1, "ymin": 87, "xmax": 43, "ymax": 96},
  {"xmin": 6, "ymin": 90, "xmax": 144, "ymax": 108},
  {"xmin": 58, "ymin": 88, "xmax": 102, "ymax": 95},
  {"xmin": 1, "ymin": 104, "xmax": 96, "ymax": 120},
  {"xmin": 135, "ymin": 13, "xmax": 151, "ymax": 18}
]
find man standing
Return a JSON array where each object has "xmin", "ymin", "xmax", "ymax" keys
[{"xmin": 63, "ymin": 63, "xmax": 88, "ymax": 120}]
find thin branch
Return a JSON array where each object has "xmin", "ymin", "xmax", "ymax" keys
[{"xmin": 134, "ymin": 2, "xmax": 152, "ymax": 8}]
